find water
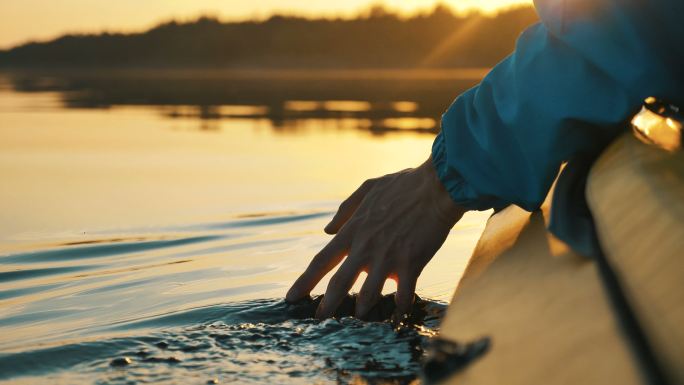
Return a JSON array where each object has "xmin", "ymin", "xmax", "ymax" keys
[{"xmin": 0, "ymin": 71, "xmax": 489, "ymax": 384}]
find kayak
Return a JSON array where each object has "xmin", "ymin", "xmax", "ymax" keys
[{"xmin": 432, "ymin": 100, "xmax": 683, "ymax": 385}]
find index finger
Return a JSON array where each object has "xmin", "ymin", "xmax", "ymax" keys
[{"xmin": 286, "ymin": 230, "xmax": 352, "ymax": 302}]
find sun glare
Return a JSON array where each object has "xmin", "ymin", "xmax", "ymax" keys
[{"xmin": 382, "ymin": 0, "xmax": 533, "ymax": 14}]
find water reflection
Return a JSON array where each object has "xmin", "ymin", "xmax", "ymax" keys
[
  {"xmin": 2, "ymin": 69, "xmax": 484, "ymax": 135},
  {"xmin": 392, "ymin": 101, "xmax": 419, "ymax": 113},
  {"xmin": 165, "ymin": 105, "xmax": 270, "ymax": 119},
  {"xmin": 379, "ymin": 117, "xmax": 438, "ymax": 132},
  {"xmin": 161, "ymin": 104, "xmax": 439, "ymax": 134}
]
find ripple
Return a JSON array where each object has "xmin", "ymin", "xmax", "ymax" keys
[
  {"xmin": 165, "ymin": 238, "xmax": 292, "ymax": 260},
  {"xmin": 0, "ymin": 207, "xmax": 454, "ymax": 384},
  {"xmin": 0, "ymin": 266, "xmax": 93, "ymax": 282},
  {"xmin": 196, "ymin": 212, "xmax": 333, "ymax": 230},
  {"xmin": 0, "ymin": 235, "xmax": 224, "ymax": 264},
  {"xmin": 0, "ymin": 309, "xmax": 80, "ymax": 327},
  {"xmin": 0, "ymin": 283, "xmax": 64, "ymax": 300}
]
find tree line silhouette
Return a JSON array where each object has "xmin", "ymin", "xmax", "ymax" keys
[{"xmin": 0, "ymin": 5, "xmax": 538, "ymax": 69}]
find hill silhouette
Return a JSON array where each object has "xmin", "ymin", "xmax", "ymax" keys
[{"xmin": 0, "ymin": 5, "xmax": 538, "ymax": 69}]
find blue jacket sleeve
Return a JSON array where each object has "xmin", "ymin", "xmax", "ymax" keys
[{"xmin": 433, "ymin": 0, "xmax": 684, "ymax": 212}]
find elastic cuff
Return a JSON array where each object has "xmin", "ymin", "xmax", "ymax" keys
[{"xmin": 431, "ymin": 131, "xmax": 501, "ymax": 211}]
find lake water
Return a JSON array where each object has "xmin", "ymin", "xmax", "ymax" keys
[{"xmin": 0, "ymin": 71, "xmax": 489, "ymax": 384}]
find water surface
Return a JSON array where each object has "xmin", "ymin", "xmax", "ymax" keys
[{"xmin": 0, "ymin": 71, "xmax": 489, "ymax": 384}]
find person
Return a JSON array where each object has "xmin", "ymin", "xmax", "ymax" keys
[{"xmin": 286, "ymin": 0, "xmax": 684, "ymax": 319}]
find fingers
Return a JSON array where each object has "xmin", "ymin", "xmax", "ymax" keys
[
  {"xmin": 315, "ymin": 256, "xmax": 363, "ymax": 319},
  {"xmin": 324, "ymin": 179, "xmax": 375, "ymax": 235},
  {"xmin": 394, "ymin": 272, "xmax": 418, "ymax": 318},
  {"xmin": 354, "ymin": 266, "xmax": 387, "ymax": 319},
  {"xmin": 286, "ymin": 231, "xmax": 351, "ymax": 302}
]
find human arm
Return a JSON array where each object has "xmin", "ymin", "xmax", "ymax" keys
[{"xmin": 433, "ymin": 0, "xmax": 683, "ymax": 212}]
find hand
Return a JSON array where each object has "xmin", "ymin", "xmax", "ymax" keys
[{"xmin": 286, "ymin": 156, "xmax": 466, "ymax": 319}]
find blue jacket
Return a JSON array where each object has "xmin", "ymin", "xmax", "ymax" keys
[{"xmin": 432, "ymin": 0, "xmax": 684, "ymax": 255}]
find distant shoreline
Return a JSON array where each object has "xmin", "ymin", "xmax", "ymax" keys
[{"xmin": 0, "ymin": 7, "xmax": 537, "ymax": 70}]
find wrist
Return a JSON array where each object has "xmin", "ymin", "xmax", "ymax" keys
[{"xmin": 419, "ymin": 156, "xmax": 466, "ymax": 225}]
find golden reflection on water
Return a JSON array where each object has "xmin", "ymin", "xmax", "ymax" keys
[
  {"xmin": 285, "ymin": 100, "xmax": 373, "ymax": 113},
  {"xmin": 0, "ymin": 101, "xmax": 433, "ymax": 239},
  {"xmin": 381, "ymin": 117, "xmax": 437, "ymax": 131},
  {"xmin": 392, "ymin": 101, "xmax": 420, "ymax": 113},
  {"xmin": 285, "ymin": 100, "xmax": 321, "ymax": 112},
  {"xmin": 322, "ymin": 100, "xmax": 373, "ymax": 112},
  {"xmin": 164, "ymin": 105, "xmax": 270, "ymax": 119},
  {"xmin": 283, "ymin": 100, "xmax": 420, "ymax": 114}
]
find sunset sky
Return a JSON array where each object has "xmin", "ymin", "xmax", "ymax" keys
[{"xmin": 0, "ymin": 0, "xmax": 531, "ymax": 49}]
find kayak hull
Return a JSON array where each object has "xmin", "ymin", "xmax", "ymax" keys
[{"xmin": 437, "ymin": 133, "xmax": 684, "ymax": 384}]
